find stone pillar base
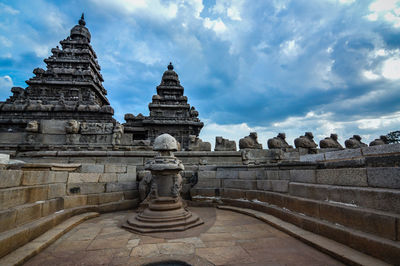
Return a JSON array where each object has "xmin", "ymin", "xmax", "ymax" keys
[{"xmin": 123, "ymin": 197, "xmax": 203, "ymax": 233}]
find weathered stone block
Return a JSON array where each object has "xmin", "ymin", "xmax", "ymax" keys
[
  {"xmin": 0, "ymin": 187, "xmax": 28, "ymax": 210},
  {"xmin": 216, "ymin": 169, "xmax": 239, "ymax": 179},
  {"xmin": 42, "ymin": 198, "xmax": 63, "ymax": 216},
  {"xmin": 367, "ymin": 167, "xmax": 400, "ymax": 189},
  {"xmin": 117, "ymin": 173, "xmax": 136, "ymax": 183},
  {"xmin": 99, "ymin": 173, "xmax": 117, "ymax": 182},
  {"xmin": 67, "ymin": 183, "xmax": 105, "ymax": 195},
  {"xmin": 256, "ymin": 191, "xmax": 286, "ymax": 207},
  {"xmin": 0, "ymin": 170, "xmax": 22, "ymax": 188},
  {"xmin": 288, "ymin": 183, "xmax": 329, "ymax": 201},
  {"xmin": 63, "ymin": 195, "xmax": 87, "ymax": 209},
  {"xmin": 26, "ymin": 185, "xmax": 48, "ymax": 203},
  {"xmin": 127, "ymin": 165, "xmax": 136, "ymax": 175},
  {"xmin": 48, "ymin": 183, "xmax": 66, "ymax": 199},
  {"xmin": 0, "ymin": 209, "xmax": 16, "ymax": 233},
  {"xmin": 221, "ymin": 188, "xmax": 245, "ymax": 199},
  {"xmin": 223, "ymin": 179, "xmax": 256, "ymax": 190},
  {"xmin": 278, "ymin": 170, "xmax": 291, "ymax": 180},
  {"xmin": 285, "ymin": 196, "xmax": 320, "ymax": 218},
  {"xmin": 68, "ymin": 173, "xmax": 100, "ymax": 183},
  {"xmin": 106, "ymin": 182, "xmax": 136, "ymax": 192},
  {"xmin": 190, "ymin": 188, "xmax": 216, "ymax": 198},
  {"xmin": 316, "ymin": 168, "xmax": 368, "ymax": 187},
  {"xmin": 195, "ymin": 178, "xmax": 221, "ymax": 188},
  {"xmin": 290, "ymin": 169, "xmax": 316, "ymax": 183},
  {"xmin": 50, "ymin": 171, "xmax": 69, "ymax": 183},
  {"xmin": 0, "ymin": 154, "xmax": 9, "ymax": 164},
  {"xmin": 22, "ymin": 171, "xmax": 50, "ymax": 185},
  {"xmin": 319, "ymin": 202, "xmax": 397, "ymax": 240},
  {"xmin": 98, "ymin": 192, "xmax": 124, "ymax": 204},
  {"xmin": 40, "ymin": 119, "xmax": 67, "ymax": 134},
  {"xmin": 104, "ymin": 164, "xmax": 126, "ymax": 173},
  {"xmin": 324, "ymin": 148, "xmax": 362, "ymax": 161},
  {"xmin": 257, "ymin": 180, "xmax": 289, "ymax": 192},
  {"xmin": 80, "ymin": 164, "xmax": 104, "ymax": 173},
  {"xmin": 198, "ymin": 171, "xmax": 216, "ymax": 179},
  {"xmin": 15, "ymin": 202, "xmax": 42, "ymax": 226},
  {"xmin": 362, "ymin": 143, "xmax": 400, "ymax": 156},
  {"xmin": 238, "ymin": 170, "xmax": 258, "ymax": 180},
  {"xmin": 123, "ymin": 190, "xmax": 139, "ymax": 200},
  {"xmin": 300, "ymin": 153, "xmax": 325, "ymax": 162},
  {"xmin": 265, "ymin": 170, "xmax": 279, "ymax": 180}
]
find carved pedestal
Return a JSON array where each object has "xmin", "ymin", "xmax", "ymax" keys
[{"xmin": 123, "ymin": 134, "xmax": 203, "ymax": 233}]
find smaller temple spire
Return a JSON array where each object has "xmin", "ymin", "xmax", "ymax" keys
[
  {"xmin": 168, "ymin": 62, "xmax": 174, "ymax": 70},
  {"xmin": 79, "ymin": 13, "xmax": 86, "ymax": 26}
]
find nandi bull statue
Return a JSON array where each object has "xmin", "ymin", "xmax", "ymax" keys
[{"xmin": 123, "ymin": 133, "xmax": 203, "ymax": 233}]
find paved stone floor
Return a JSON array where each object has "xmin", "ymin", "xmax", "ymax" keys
[{"xmin": 25, "ymin": 207, "xmax": 343, "ymax": 266}]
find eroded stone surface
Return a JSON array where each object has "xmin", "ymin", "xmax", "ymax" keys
[{"xmin": 24, "ymin": 209, "xmax": 343, "ymax": 266}]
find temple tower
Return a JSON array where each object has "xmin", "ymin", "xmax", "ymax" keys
[{"xmin": 124, "ymin": 63, "xmax": 203, "ymax": 150}]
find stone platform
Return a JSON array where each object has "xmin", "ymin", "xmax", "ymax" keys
[{"xmin": 24, "ymin": 207, "xmax": 343, "ymax": 266}]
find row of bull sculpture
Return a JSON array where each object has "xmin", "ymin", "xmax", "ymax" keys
[{"xmin": 187, "ymin": 132, "xmax": 390, "ymax": 152}]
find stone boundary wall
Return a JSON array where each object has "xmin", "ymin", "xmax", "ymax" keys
[
  {"xmin": 190, "ymin": 144, "xmax": 400, "ymax": 264},
  {"xmin": 0, "ymin": 163, "xmax": 139, "ymax": 258}
]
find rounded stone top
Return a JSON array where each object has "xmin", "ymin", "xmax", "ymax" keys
[
  {"xmin": 153, "ymin": 133, "xmax": 179, "ymax": 152},
  {"xmin": 168, "ymin": 62, "xmax": 174, "ymax": 70},
  {"xmin": 70, "ymin": 13, "xmax": 91, "ymax": 42}
]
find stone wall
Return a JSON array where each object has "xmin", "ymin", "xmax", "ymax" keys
[
  {"xmin": 0, "ymin": 163, "xmax": 139, "ymax": 258},
  {"xmin": 190, "ymin": 144, "xmax": 400, "ymax": 264}
]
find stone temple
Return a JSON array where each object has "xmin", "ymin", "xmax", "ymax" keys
[{"xmin": 0, "ymin": 15, "xmax": 399, "ymax": 266}]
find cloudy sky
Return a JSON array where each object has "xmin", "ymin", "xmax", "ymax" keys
[{"xmin": 0, "ymin": 0, "xmax": 399, "ymax": 147}]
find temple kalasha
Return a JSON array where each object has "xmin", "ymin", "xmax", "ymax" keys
[{"xmin": 0, "ymin": 15, "xmax": 399, "ymax": 266}]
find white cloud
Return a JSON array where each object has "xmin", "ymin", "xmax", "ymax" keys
[
  {"xmin": 203, "ymin": 17, "xmax": 227, "ymax": 35},
  {"xmin": 339, "ymin": 0, "xmax": 356, "ymax": 4},
  {"xmin": 357, "ymin": 111, "xmax": 400, "ymax": 129},
  {"xmin": 132, "ymin": 42, "xmax": 162, "ymax": 66},
  {"xmin": 0, "ymin": 36, "xmax": 12, "ymax": 47},
  {"xmin": 367, "ymin": 0, "xmax": 400, "ymax": 27},
  {"xmin": 0, "ymin": 75, "xmax": 13, "ymax": 100},
  {"xmin": 89, "ymin": 0, "xmax": 178, "ymax": 20},
  {"xmin": 382, "ymin": 57, "xmax": 400, "ymax": 79},
  {"xmin": 363, "ymin": 70, "xmax": 380, "ymax": 80},
  {"xmin": 280, "ymin": 39, "xmax": 302, "ymax": 58},
  {"xmin": 0, "ymin": 3, "xmax": 19, "ymax": 15}
]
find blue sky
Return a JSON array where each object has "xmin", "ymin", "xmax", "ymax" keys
[{"xmin": 0, "ymin": 0, "xmax": 400, "ymax": 147}]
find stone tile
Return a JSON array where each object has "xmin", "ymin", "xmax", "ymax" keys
[
  {"xmin": 167, "ymin": 237, "xmax": 205, "ymax": 248},
  {"xmin": 367, "ymin": 167, "xmax": 400, "ymax": 189},
  {"xmin": 139, "ymin": 235, "xmax": 165, "ymax": 244},
  {"xmin": 200, "ymin": 232, "xmax": 235, "ymax": 242},
  {"xmin": 54, "ymin": 240, "xmax": 92, "ymax": 252},
  {"xmin": 99, "ymin": 173, "xmax": 117, "ymax": 182},
  {"xmin": 203, "ymin": 240, "xmax": 236, "ymax": 247},
  {"xmin": 126, "ymin": 239, "xmax": 140, "ymax": 249},
  {"xmin": 290, "ymin": 169, "xmax": 316, "ymax": 183},
  {"xmin": 130, "ymin": 244, "xmax": 159, "ymax": 258},
  {"xmin": 104, "ymin": 164, "xmax": 126, "ymax": 173},
  {"xmin": 195, "ymin": 245, "xmax": 254, "ymax": 265},
  {"xmin": 67, "ymin": 227, "xmax": 101, "ymax": 241},
  {"xmin": 157, "ymin": 242, "xmax": 195, "ymax": 255},
  {"xmin": 68, "ymin": 173, "xmax": 100, "ymax": 183},
  {"xmin": 87, "ymin": 237, "xmax": 129, "ymax": 250},
  {"xmin": 80, "ymin": 164, "xmax": 104, "ymax": 173},
  {"xmin": 316, "ymin": 168, "xmax": 368, "ymax": 187}
]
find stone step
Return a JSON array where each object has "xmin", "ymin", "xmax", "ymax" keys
[
  {"xmin": 218, "ymin": 205, "xmax": 390, "ymax": 266},
  {"xmin": 219, "ymin": 199, "xmax": 400, "ymax": 265},
  {"xmin": 0, "ymin": 212, "xmax": 99, "ymax": 266}
]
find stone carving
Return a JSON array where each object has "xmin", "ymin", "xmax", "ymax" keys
[
  {"xmin": 239, "ymin": 132, "xmax": 262, "ymax": 149},
  {"xmin": 215, "ymin": 136, "xmax": 236, "ymax": 151},
  {"xmin": 345, "ymin": 135, "xmax": 368, "ymax": 149},
  {"xmin": 369, "ymin": 135, "xmax": 389, "ymax": 146},
  {"xmin": 123, "ymin": 63, "xmax": 203, "ymax": 150},
  {"xmin": 294, "ymin": 132, "xmax": 318, "ymax": 149},
  {"xmin": 319, "ymin": 134, "xmax": 343, "ymax": 149},
  {"xmin": 26, "ymin": 121, "xmax": 39, "ymax": 133},
  {"xmin": 80, "ymin": 122, "xmax": 113, "ymax": 134},
  {"xmin": 65, "ymin": 120, "xmax": 80, "ymax": 134},
  {"xmin": 112, "ymin": 123, "xmax": 124, "ymax": 146},
  {"xmin": 267, "ymin": 133, "xmax": 293, "ymax": 149},
  {"xmin": 187, "ymin": 135, "xmax": 211, "ymax": 151},
  {"xmin": 138, "ymin": 171, "xmax": 152, "ymax": 201},
  {"xmin": 124, "ymin": 134, "xmax": 203, "ymax": 233}
]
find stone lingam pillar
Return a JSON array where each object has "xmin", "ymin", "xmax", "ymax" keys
[{"xmin": 123, "ymin": 134, "xmax": 203, "ymax": 233}]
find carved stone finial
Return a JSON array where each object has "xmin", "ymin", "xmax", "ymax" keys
[
  {"xmin": 79, "ymin": 13, "xmax": 86, "ymax": 26},
  {"xmin": 168, "ymin": 62, "xmax": 174, "ymax": 70}
]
